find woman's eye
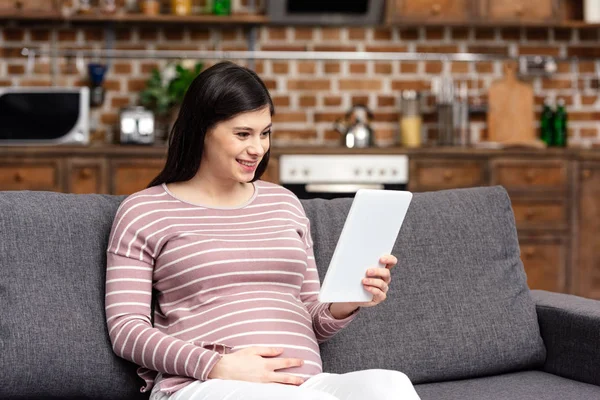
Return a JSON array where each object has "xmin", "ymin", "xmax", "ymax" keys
[
  {"xmin": 261, "ymin": 130, "xmax": 271, "ymax": 137},
  {"xmin": 236, "ymin": 132, "xmax": 250, "ymax": 138}
]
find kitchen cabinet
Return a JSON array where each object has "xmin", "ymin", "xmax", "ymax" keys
[
  {"xmin": 479, "ymin": 0, "xmax": 559, "ymax": 22},
  {"xmin": 1, "ymin": 145, "xmax": 599, "ymax": 300},
  {"xmin": 408, "ymin": 158, "xmax": 486, "ymax": 191},
  {"xmin": 575, "ymin": 162, "xmax": 600, "ymax": 299},
  {"xmin": 66, "ymin": 158, "xmax": 107, "ymax": 194},
  {"xmin": 386, "ymin": 0, "xmax": 474, "ymax": 23}
]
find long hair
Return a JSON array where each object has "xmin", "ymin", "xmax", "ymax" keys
[{"xmin": 147, "ymin": 61, "xmax": 274, "ymax": 188}]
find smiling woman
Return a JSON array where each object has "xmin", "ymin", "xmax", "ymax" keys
[{"xmin": 105, "ymin": 61, "xmax": 419, "ymax": 400}]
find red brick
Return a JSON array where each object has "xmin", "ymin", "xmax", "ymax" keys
[
  {"xmin": 272, "ymin": 112, "xmax": 307, "ymax": 123},
  {"xmin": 324, "ymin": 96, "xmax": 342, "ymax": 106},
  {"xmin": 313, "ymin": 45, "xmax": 356, "ymax": 52},
  {"xmin": 392, "ymin": 80, "xmax": 431, "ymax": 91},
  {"xmin": 321, "ymin": 28, "xmax": 341, "ymax": 41},
  {"xmin": 373, "ymin": 28, "xmax": 392, "ymax": 40},
  {"xmin": 365, "ymin": 45, "xmax": 408, "ymax": 53},
  {"xmin": 378, "ymin": 95, "xmax": 396, "ymax": 107},
  {"xmin": 541, "ymin": 79, "xmax": 572, "ymax": 90},
  {"xmin": 293, "ymin": 28, "xmax": 313, "ymax": 41},
  {"xmin": 297, "ymin": 62, "xmax": 316, "ymax": 75},
  {"xmin": 272, "ymin": 62, "xmax": 289, "ymax": 74},
  {"xmin": 339, "ymin": 79, "xmax": 382, "ymax": 91},
  {"xmin": 3, "ymin": 28, "xmax": 24, "ymax": 41},
  {"xmin": 7, "ymin": 65, "xmax": 25, "ymax": 75},
  {"xmin": 425, "ymin": 61, "xmax": 443, "ymax": 74},
  {"xmin": 324, "ymin": 63, "xmax": 341, "ymax": 74},
  {"xmin": 374, "ymin": 63, "xmax": 393, "ymax": 74},
  {"xmin": 315, "ymin": 112, "xmax": 345, "ymax": 123},
  {"xmin": 273, "ymin": 129, "xmax": 317, "ymax": 140},
  {"xmin": 113, "ymin": 63, "xmax": 132, "ymax": 74},
  {"xmin": 299, "ymin": 95, "xmax": 317, "ymax": 107},
  {"xmin": 111, "ymin": 96, "xmax": 131, "ymax": 108},
  {"xmin": 272, "ymin": 95, "xmax": 290, "ymax": 108},
  {"xmin": 189, "ymin": 28, "xmax": 210, "ymax": 40},
  {"xmin": 349, "ymin": 63, "xmax": 367, "ymax": 74},
  {"xmin": 400, "ymin": 62, "xmax": 418, "ymax": 74},
  {"xmin": 268, "ymin": 27, "xmax": 287, "ymax": 40},
  {"xmin": 348, "ymin": 28, "xmax": 366, "ymax": 40},
  {"xmin": 425, "ymin": 27, "xmax": 445, "ymax": 40},
  {"xmin": 288, "ymin": 80, "xmax": 330, "ymax": 91}
]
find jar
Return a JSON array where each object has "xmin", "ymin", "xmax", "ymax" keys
[
  {"xmin": 141, "ymin": 0, "xmax": 160, "ymax": 15},
  {"xmin": 399, "ymin": 90, "xmax": 422, "ymax": 148},
  {"xmin": 171, "ymin": 0, "xmax": 192, "ymax": 15}
]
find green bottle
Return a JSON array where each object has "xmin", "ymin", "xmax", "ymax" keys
[
  {"xmin": 553, "ymin": 98, "xmax": 568, "ymax": 147},
  {"xmin": 213, "ymin": 0, "xmax": 231, "ymax": 15},
  {"xmin": 540, "ymin": 98, "xmax": 554, "ymax": 146}
]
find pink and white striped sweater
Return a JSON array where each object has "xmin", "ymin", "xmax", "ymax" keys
[{"xmin": 105, "ymin": 180, "xmax": 358, "ymax": 394}]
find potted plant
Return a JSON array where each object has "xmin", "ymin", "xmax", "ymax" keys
[{"xmin": 140, "ymin": 60, "xmax": 203, "ymax": 142}]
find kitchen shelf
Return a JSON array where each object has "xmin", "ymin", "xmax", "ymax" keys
[
  {"xmin": 0, "ymin": 11, "xmax": 268, "ymax": 25},
  {"xmin": 385, "ymin": 19, "xmax": 600, "ymax": 29}
]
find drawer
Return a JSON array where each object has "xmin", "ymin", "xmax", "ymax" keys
[
  {"xmin": 409, "ymin": 159, "xmax": 485, "ymax": 191},
  {"xmin": 0, "ymin": 161, "xmax": 61, "ymax": 191},
  {"xmin": 511, "ymin": 199, "xmax": 567, "ymax": 230},
  {"xmin": 67, "ymin": 159, "xmax": 107, "ymax": 194},
  {"xmin": 387, "ymin": 0, "xmax": 473, "ymax": 22},
  {"xmin": 491, "ymin": 160, "xmax": 567, "ymax": 191},
  {"xmin": 480, "ymin": 0, "xmax": 558, "ymax": 21},
  {"xmin": 519, "ymin": 238, "xmax": 567, "ymax": 293},
  {"xmin": 111, "ymin": 159, "xmax": 165, "ymax": 195}
]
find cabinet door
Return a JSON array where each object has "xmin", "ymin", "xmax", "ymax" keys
[
  {"xmin": 110, "ymin": 159, "xmax": 165, "ymax": 195},
  {"xmin": 519, "ymin": 236, "xmax": 567, "ymax": 293},
  {"xmin": 66, "ymin": 158, "xmax": 107, "ymax": 194},
  {"xmin": 0, "ymin": 158, "xmax": 63, "ymax": 191},
  {"xmin": 387, "ymin": 0, "xmax": 473, "ymax": 23},
  {"xmin": 490, "ymin": 159, "xmax": 567, "ymax": 195},
  {"xmin": 482, "ymin": 0, "xmax": 558, "ymax": 22},
  {"xmin": 409, "ymin": 159, "xmax": 486, "ymax": 191},
  {"xmin": 576, "ymin": 163, "xmax": 600, "ymax": 300}
]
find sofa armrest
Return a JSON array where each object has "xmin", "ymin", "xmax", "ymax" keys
[{"xmin": 531, "ymin": 290, "xmax": 600, "ymax": 387}]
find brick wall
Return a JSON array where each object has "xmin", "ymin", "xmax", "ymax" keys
[{"xmin": 0, "ymin": 24, "xmax": 599, "ymax": 147}]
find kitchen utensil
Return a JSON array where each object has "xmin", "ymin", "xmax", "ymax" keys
[
  {"xmin": 334, "ymin": 104, "xmax": 375, "ymax": 148},
  {"xmin": 487, "ymin": 62, "xmax": 544, "ymax": 148}
]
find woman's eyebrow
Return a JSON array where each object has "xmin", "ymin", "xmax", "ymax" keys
[{"xmin": 233, "ymin": 123, "xmax": 272, "ymax": 132}]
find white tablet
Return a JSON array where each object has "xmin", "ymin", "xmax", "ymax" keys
[{"xmin": 318, "ymin": 189, "xmax": 413, "ymax": 303}]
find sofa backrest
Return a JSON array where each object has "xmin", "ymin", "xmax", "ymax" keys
[
  {"xmin": 302, "ymin": 186, "xmax": 546, "ymax": 384},
  {"xmin": 0, "ymin": 186, "xmax": 546, "ymax": 399}
]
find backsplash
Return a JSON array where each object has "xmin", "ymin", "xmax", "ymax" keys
[{"xmin": 1, "ymin": 24, "xmax": 599, "ymax": 147}]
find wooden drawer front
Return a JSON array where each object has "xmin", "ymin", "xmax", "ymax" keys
[
  {"xmin": 519, "ymin": 240, "xmax": 566, "ymax": 293},
  {"xmin": 389, "ymin": 0, "xmax": 472, "ymax": 21},
  {"xmin": 67, "ymin": 160, "xmax": 106, "ymax": 194},
  {"xmin": 112, "ymin": 160, "xmax": 164, "ymax": 195},
  {"xmin": 492, "ymin": 160, "xmax": 566, "ymax": 191},
  {"xmin": 0, "ymin": 163, "xmax": 60, "ymax": 191},
  {"xmin": 482, "ymin": 0, "xmax": 557, "ymax": 21},
  {"xmin": 511, "ymin": 200, "xmax": 566, "ymax": 230},
  {"xmin": 410, "ymin": 160, "xmax": 485, "ymax": 190}
]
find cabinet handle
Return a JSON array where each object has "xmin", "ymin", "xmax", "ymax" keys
[
  {"xmin": 443, "ymin": 171, "xmax": 454, "ymax": 181},
  {"xmin": 523, "ymin": 248, "xmax": 535, "ymax": 259},
  {"xmin": 582, "ymin": 169, "xmax": 592, "ymax": 180},
  {"xmin": 524, "ymin": 209, "xmax": 535, "ymax": 220},
  {"xmin": 13, "ymin": 171, "xmax": 24, "ymax": 183},
  {"xmin": 515, "ymin": 4, "xmax": 524, "ymax": 17},
  {"xmin": 79, "ymin": 168, "xmax": 93, "ymax": 179},
  {"xmin": 431, "ymin": 3, "xmax": 441, "ymax": 15},
  {"xmin": 525, "ymin": 170, "xmax": 536, "ymax": 182}
]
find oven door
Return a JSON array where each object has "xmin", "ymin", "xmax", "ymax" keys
[{"xmin": 282, "ymin": 183, "xmax": 408, "ymax": 200}]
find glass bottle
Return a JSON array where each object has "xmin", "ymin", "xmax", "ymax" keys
[
  {"xmin": 213, "ymin": 0, "xmax": 230, "ymax": 15},
  {"xmin": 399, "ymin": 90, "xmax": 422, "ymax": 148},
  {"xmin": 540, "ymin": 98, "xmax": 554, "ymax": 146},
  {"xmin": 171, "ymin": 0, "xmax": 192, "ymax": 15},
  {"xmin": 553, "ymin": 98, "xmax": 568, "ymax": 147}
]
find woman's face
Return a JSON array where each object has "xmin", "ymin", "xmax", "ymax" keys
[{"xmin": 201, "ymin": 106, "xmax": 272, "ymax": 184}]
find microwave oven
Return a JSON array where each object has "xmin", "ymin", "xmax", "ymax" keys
[
  {"xmin": 0, "ymin": 87, "xmax": 90, "ymax": 145},
  {"xmin": 267, "ymin": 0, "xmax": 385, "ymax": 25}
]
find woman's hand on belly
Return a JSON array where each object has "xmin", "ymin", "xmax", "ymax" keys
[{"xmin": 208, "ymin": 346, "xmax": 305, "ymax": 386}]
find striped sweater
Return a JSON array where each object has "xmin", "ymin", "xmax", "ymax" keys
[{"xmin": 105, "ymin": 180, "xmax": 358, "ymax": 394}]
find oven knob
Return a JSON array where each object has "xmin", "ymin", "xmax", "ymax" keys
[
  {"xmin": 391, "ymin": 169, "xmax": 398, "ymax": 176},
  {"xmin": 303, "ymin": 169, "xmax": 310, "ymax": 176},
  {"xmin": 354, "ymin": 168, "xmax": 360, "ymax": 176},
  {"xmin": 379, "ymin": 169, "xmax": 386, "ymax": 176},
  {"xmin": 367, "ymin": 169, "xmax": 373, "ymax": 176},
  {"xmin": 290, "ymin": 169, "xmax": 297, "ymax": 176}
]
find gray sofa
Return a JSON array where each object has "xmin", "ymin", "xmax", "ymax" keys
[{"xmin": 1, "ymin": 186, "xmax": 599, "ymax": 400}]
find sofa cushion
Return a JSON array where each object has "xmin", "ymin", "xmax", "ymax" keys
[
  {"xmin": 302, "ymin": 186, "xmax": 546, "ymax": 384},
  {"xmin": 0, "ymin": 191, "xmax": 144, "ymax": 400},
  {"xmin": 414, "ymin": 371, "xmax": 600, "ymax": 400}
]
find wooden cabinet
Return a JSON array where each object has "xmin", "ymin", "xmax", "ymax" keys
[
  {"xmin": 386, "ymin": 0, "xmax": 474, "ymax": 23},
  {"xmin": 519, "ymin": 237, "xmax": 567, "ymax": 293},
  {"xmin": 110, "ymin": 158, "xmax": 165, "ymax": 195},
  {"xmin": 66, "ymin": 158, "xmax": 107, "ymax": 194},
  {"xmin": 0, "ymin": 158, "xmax": 63, "ymax": 191},
  {"xmin": 479, "ymin": 0, "xmax": 559, "ymax": 22},
  {"xmin": 575, "ymin": 162, "xmax": 600, "ymax": 299},
  {"xmin": 409, "ymin": 159, "xmax": 486, "ymax": 191},
  {"xmin": 1, "ymin": 146, "xmax": 599, "ymax": 299}
]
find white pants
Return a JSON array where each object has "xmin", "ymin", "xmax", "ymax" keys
[{"xmin": 150, "ymin": 369, "xmax": 421, "ymax": 400}]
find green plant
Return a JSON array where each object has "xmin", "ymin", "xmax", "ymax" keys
[{"xmin": 140, "ymin": 61, "xmax": 203, "ymax": 117}]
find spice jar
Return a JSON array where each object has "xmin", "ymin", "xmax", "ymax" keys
[
  {"xmin": 399, "ymin": 90, "xmax": 422, "ymax": 148},
  {"xmin": 141, "ymin": 0, "xmax": 160, "ymax": 15},
  {"xmin": 171, "ymin": 0, "xmax": 191, "ymax": 15}
]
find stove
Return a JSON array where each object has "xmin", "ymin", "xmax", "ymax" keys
[{"xmin": 279, "ymin": 154, "xmax": 409, "ymax": 199}]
